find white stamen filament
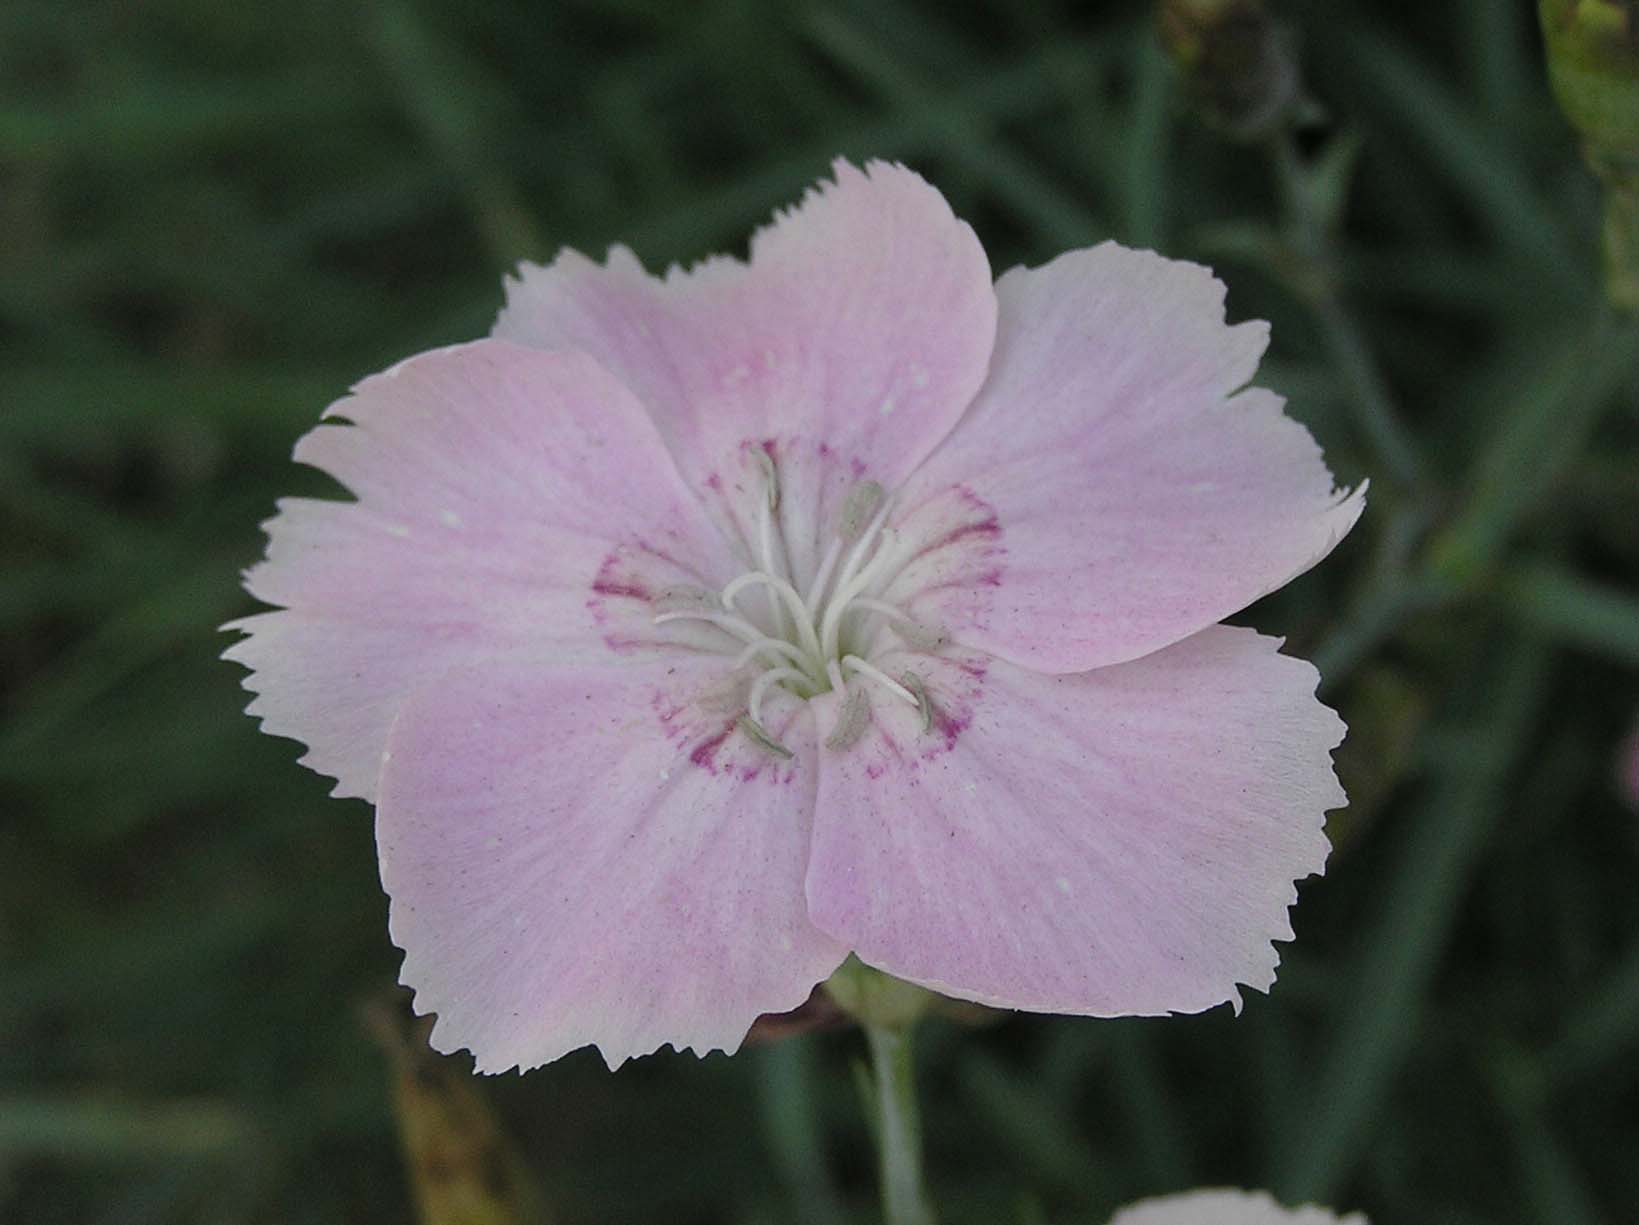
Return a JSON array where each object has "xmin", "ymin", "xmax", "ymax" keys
[
  {"xmin": 840, "ymin": 655, "xmax": 919, "ymax": 708},
  {"xmin": 722, "ymin": 571, "xmax": 826, "ymax": 670},
  {"xmin": 849, "ymin": 597, "xmax": 915, "ymax": 623},
  {"xmin": 749, "ymin": 666, "xmax": 809, "ymax": 726},
  {"xmin": 826, "ymin": 657, "xmax": 847, "ymax": 694},
  {"xmin": 847, "ymin": 596, "xmax": 934, "ymax": 652},
  {"xmin": 820, "ymin": 529, "xmax": 904, "ymax": 661},
  {"xmin": 827, "ymin": 497, "xmax": 894, "ymax": 608},
  {"xmin": 803, "ymin": 536, "xmax": 845, "ymax": 610},
  {"xmin": 652, "ymin": 608, "xmax": 770, "ymax": 643},
  {"xmin": 649, "ymin": 460, "xmax": 939, "ymax": 752},
  {"xmin": 731, "ymin": 637, "xmax": 813, "ymax": 672},
  {"xmin": 756, "ymin": 483, "xmax": 788, "ymax": 641}
]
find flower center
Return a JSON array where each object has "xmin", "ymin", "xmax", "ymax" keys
[{"xmin": 651, "ymin": 451, "xmax": 940, "ymax": 755}]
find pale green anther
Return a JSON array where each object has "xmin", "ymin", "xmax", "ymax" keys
[
  {"xmin": 900, "ymin": 672, "xmax": 934, "ymax": 734},
  {"xmin": 737, "ymin": 714, "xmax": 794, "ymax": 759},
  {"xmin": 824, "ymin": 685, "xmax": 872, "ymax": 751},
  {"xmin": 894, "ymin": 619, "xmax": 949, "ymax": 652},
  {"xmin": 754, "ymin": 447, "xmax": 780, "ymax": 510},
  {"xmin": 653, "ymin": 584, "xmax": 718, "ymax": 614},
  {"xmin": 698, "ymin": 675, "xmax": 753, "ymax": 716},
  {"xmin": 1540, "ymin": 0, "xmax": 1639, "ymax": 308},
  {"xmin": 837, "ymin": 480, "xmax": 886, "ymax": 543}
]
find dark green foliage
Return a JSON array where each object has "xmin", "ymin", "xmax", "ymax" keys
[{"xmin": 3, "ymin": 1, "xmax": 1637, "ymax": 1222}]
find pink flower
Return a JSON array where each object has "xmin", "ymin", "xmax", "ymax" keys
[
  {"xmin": 1109, "ymin": 1189, "xmax": 1367, "ymax": 1224},
  {"xmin": 225, "ymin": 159, "xmax": 1363, "ymax": 1070}
]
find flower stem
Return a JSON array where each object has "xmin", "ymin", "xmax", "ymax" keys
[
  {"xmin": 864, "ymin": 1020, "xmax": 936, "ymax": 1225},
  {"xmin": 1268, "ymin": 128, "xmax": 1434, "ymax": 497}
]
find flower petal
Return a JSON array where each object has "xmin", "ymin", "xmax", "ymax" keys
[
  {"xmin": 378, "ymin": 656, "xmax": 847, "ymax": 1071},
  {"xmin": 805, "ymin": 626, "xmax": 1344, "ymax": 1016},
  {"xmin": 897, "ymin": 243, "xmax": 1364, "ymax": 673},
  {"xmin": 1109, "ymin": 1189, "xmax": 1367, "ymax": 1225},
  {"xmin": 493, "ymin": 159, "xmax": 998, "ymax": 569},
  {"xmin": 223, "ymin": 338, "xmax": 734, "ymax": 801}
]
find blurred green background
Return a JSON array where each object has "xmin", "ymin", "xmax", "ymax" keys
[{"xmin": 4, "ymin": 1, "xmax": 1639, "ymax": 1222}]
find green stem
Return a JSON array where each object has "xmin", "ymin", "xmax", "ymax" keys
[
  {"xmin": 1269, "ymin": 129, "xmax": 1435, "ymax": 496},
  {"xmin": 864, "ymin": 1021, "xmax": 936, "ymax": 1225}
]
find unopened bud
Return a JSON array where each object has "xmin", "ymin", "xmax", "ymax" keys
[
  {"xmin": 1159, "ymin": 0, "xmax": 1300, "ymax": 142},
  {"xmin": 1540, "ymin": 0, "xmax": 1639, "ymax": 308}
]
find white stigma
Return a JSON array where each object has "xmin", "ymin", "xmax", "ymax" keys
[{"xmin": 652, "ymin": 455, "xmax": 941, "ymax": 754}]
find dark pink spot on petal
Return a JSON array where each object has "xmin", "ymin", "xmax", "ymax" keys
[
  {"xmin": 914, "ymin": 516, "xmax": 1001, "ymax": 559},
  {"xmin": 690, "ymin": 723, "xmax": 735, "ymax": 771},
  {"xmin": 592, "ymin": 578, "xmax": 651, "ymax": 600},
  {"xmin": 931, "ymin": 706, "xmax": 971, "ymax": 750}
]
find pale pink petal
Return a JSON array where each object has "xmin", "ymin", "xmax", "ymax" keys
[
  {"xmin": 494, "ymin": 159, "xmax": 998, "ymax": 585},
  {"xmin": 378, "ymin": 656, "xmax": 847, "ymax": 1071},
  {"xmin": 1110, "ymin": 1188, "xmax": 1367, "ymax": 1225},
  {"xmin": 223, "ymin": 339, "xmax": 735, "ymax": 801},
  {"xmin": 896, "ymin": 243, "xmax": 1364, "ymax": 673},
  {"xmin": 805, "ymin": 626, "xmax": 1344, "ymax": 1016}
]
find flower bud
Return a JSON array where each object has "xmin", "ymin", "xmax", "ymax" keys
[
  {"xmin": 1159, "ymin": 0, "xmax": 1300, "ymax": 141},
  {"xmin": 1540, "ymin": 0, "xmax": 1639, "ymax": 307}
]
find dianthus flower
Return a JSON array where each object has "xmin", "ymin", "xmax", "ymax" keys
[
  {"xmin": 226, "ymin": 160, "xmax": 1363, "ymax": 1071},
  {"xmin": 1109, "ymin": 1189, "xmax": 1366, "ymax": 1224}
]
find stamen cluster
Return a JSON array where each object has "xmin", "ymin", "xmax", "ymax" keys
[{"xmin": 652, "ymin": 457, "xmax": 935, "ymax": 753}]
